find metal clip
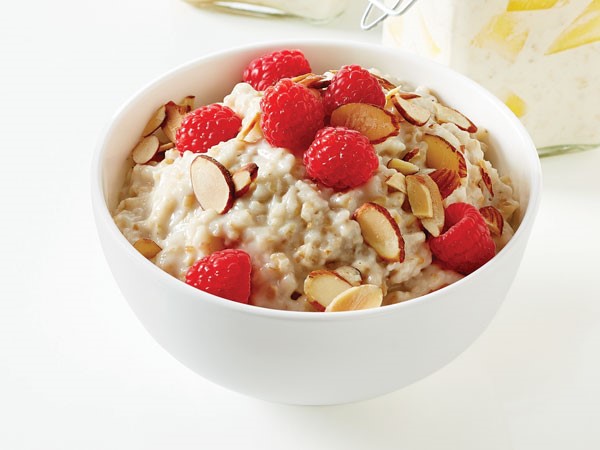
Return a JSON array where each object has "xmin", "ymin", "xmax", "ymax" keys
[{"xmin": 361, "ymin": 0, "xmax": 419, "ymax": 30}]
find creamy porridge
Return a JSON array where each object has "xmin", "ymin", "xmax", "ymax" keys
[{"xmin": 113, "ymin": 52, "xmax": 519, "ymax": 312}]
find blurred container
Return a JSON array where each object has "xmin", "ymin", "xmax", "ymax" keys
[
  {"xmin": 185, "ymin": 0, "xmax": 349, "ymax": 22},
  {"xmin": 381, "ymin": 0, "xmax": 600, "ymax": 154}
]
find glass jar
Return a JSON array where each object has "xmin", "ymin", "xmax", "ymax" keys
[
  {"xmin": 185, "ymin": 0, "xmax": 349, "ymax": 23},
  {"xmin": 381, "ymin": 0, "xmax": 600, "ymax": 155}
]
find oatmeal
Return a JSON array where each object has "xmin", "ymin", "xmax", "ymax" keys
[{"xmin": 112, "ymin": 50, "xmax": 519, "ymax": 312}]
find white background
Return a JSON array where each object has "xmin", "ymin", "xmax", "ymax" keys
[{"xmin": 1, "ymin": 1, "xmax": 599, "ymax": 448}]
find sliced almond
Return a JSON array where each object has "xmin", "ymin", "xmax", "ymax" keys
[
  {"xmin": 423, "ymin": 134, "xmax": 467, "ymax": 178},
  {"xmin": 402, "ymin": 147, "xmax": 420, "ymax": 162},
  {"xmin": 406, "ymin": 175, "xmax": 433, "ymax": 218},
  {"xmin": 304, "ymin": 270, "xmax": 353, "ymax": 310},
  {"xmin": 325, "ymin": 284, "xmax": 383, "ymax": 312},
  {"xmin": 232, "ymin": 163, "xmax": 259, "ymax": 197},
  {"xmin": 133, "ymin": 238, "xmax": 162, "ymax": 259},
  {"xmin": 392, "ymin": 94, "xmax": 431, "ymax": 126},
  {"xmin": 142, "ymin": 104, "xmax": 167, "ymax": 137},
  {"xmin": 353, "ymin": 202, "xmax": 405, "ymax": 262},
  {"xmin": 415, "ymin": 174, "xmax": 445, "ymax": 237},
  {"xmin": 190, "ymin": 155, "xmax": 235, "ymax": 214},
  {"xmin": 373, "ymin": 73, "xmax": 397, "ymax": 91},
  {"xmin": 479, "ymin": 163, "xmax": 494, "ymax": 196},
  {"xmin": 330, "ymin": 103, "xmax": 399, "ymax": 144},
  {"xmin": 333, "ymin": 266, "xmax": 362, "ymax": 287},
  {"xmin": 293, "ymin": 73, "xmax": 332, "ymax": 89},
  {"xmin": 387, "ymin": 158, "xmax": 419, "ymax": 175},
  {"xmin": 132, "ymin": 135, "xmax": 160, "ymax": 165},
  {"xmin": 385, "ymin": 172, "xmax": 407, "ymax": 194},
  {"xmin": 158, "ymin": 142, "xmax": 175, "ymax": 153},
  {"xmin": 435, "ymin": 103, "xmax": 477, "ymax": 133},
  {"xmin": 162, "ymin": 101, "xmax": 190, "ymax": 143},
  {"xmin": 480, "ymin": 206, "xmax": 504, "ymax": 236},
  {"xmin": 429, "ymin": 168, "xmax": 461, "ymax": 199},
  {"xmin": 236, "ymin": 111, "xmax": 261, "ymax": 143},
  {"xmin": 179, "ymin": 95, "xmax": 196, "ymax": 110}
]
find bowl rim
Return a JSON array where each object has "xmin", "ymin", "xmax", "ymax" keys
[{"xmin": 91, "ymin": 38, "xmax": 542, "ymax": 322}]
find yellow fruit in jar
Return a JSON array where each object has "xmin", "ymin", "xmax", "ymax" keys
[
  {"xmin": 507, "ymin": 0, "xmax": 561, "ymax": 11},
  {"xmin": 546, "ymin": 0, "xmax": 600, "ymax": 54},
  {"xmin": 472, "ymin": 13, "xmax": 529, "ymax": 62}
]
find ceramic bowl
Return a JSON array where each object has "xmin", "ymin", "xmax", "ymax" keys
[{"xmin": 92, "ymin": 40, "xmax": 542, "ymax": 405}]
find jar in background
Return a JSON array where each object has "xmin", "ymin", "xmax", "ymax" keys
[
  {"xmin": 185, "ymin": 0, "xmax": 349, "ymax": 23},
  {"xmin": 382, "ymin": 0, "xmax": 600, "ymax": 153}
]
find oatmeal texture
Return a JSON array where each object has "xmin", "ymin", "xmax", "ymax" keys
[{"xmin": 113, "ymin": 79, "xmax": 518, "ymax": 311}]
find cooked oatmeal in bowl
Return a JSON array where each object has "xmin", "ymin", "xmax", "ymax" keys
[{"xmin": 112, "ymin": 48, "xmax": 519, "ymax": 312}]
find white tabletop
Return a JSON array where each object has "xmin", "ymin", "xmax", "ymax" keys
[{"xmin": 1, "ymin": 1, "xmax": 599, "ymax": 448}]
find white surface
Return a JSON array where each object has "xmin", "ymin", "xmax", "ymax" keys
[{"xmin": 0, "ymin": 0, "xmax": 599, "ymax": 447}]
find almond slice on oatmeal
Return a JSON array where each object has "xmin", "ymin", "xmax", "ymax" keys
[
  {"xmin": 232, "ymin": 163, "xmax": 259, "ymax": 197},
  {"xmin": 304, "ymin": 270, "xmax": 353, "ymax": 311},
  {"xmin": 236, "ymin": 111, "xmax": 261, "ymax": 143},
  {"xmin": 479, "ymin": 163, "xmax": 495, "ymax": 196},
  {"xmin": 133, "ymin": 238, "xmax": 162, "ymax": 259},
  {"xmin": 409, "ymin": 174, "xmax": 445, "ymax": 237},
  {"xmin": 391, "ymin": 93, "xmax": 431, "ymax": 126},
  {"xmin": 385, "ymin": 172, "xmax": 407, "ymax": 194},
  {"xmin": 330, "ymin": 103, "xmax": 399, "ymax": 144},
  {"xmin": 423, "ymin": 134, "xmax": 467, "ymax": 178},
  {"xmin": 429, "ymin": 168, "xmax": 461, "ymax": 199},
  {"xmin": 190, "ymin": 155, "xmax": 235, "ymax": 214},
  {"xmin": 179, "ymin": 95, "xmax": 196, "ymax": 110},
  {"xmin": 480, "ymin": 205, "xmax": 504, "ymax": 236},
  {"xmin": 158, "ymin": 142, "xmax": 175, "ymax": 153},
  {"xmin": 325, "ymin": 284, "xmax": 383, "ymax": 312},
  {"xmin": 353, "ymin": 202, "xmax": 405, "ymax": 262},
  {"xmin": 333, "ymin": 266, "xmax": 363, "ymax": 287},
  {"xmin": 162, "ymin": 101, "xmax": 190, "ymax": 143},
  {"xmin": 387, "ymin": 158, "xmax": 419, "ymax": 175},
  {"xmin": 142, "ymin": 104, "xmax": 167, "ymax": 137},
  {"xmin": 132, "ymin": 135, "xmax": 160, "ymax": 164},
  {"xmin": 434, "ymin": 103, "xmax": 477, "ymax": 133},
  {"xmin": 406, "ymin": 175, "xmax": 434, "ymax": 218}
]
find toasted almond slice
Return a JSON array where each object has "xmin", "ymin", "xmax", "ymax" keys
[
  {"xmin": 132, "ymin": 135, "xmax": 160, "ymax": 164},
  {"xmin": 373, "ymin": 73, "xmax": 397, "ymax": 91},
  {"xmin": 162, "ymin": 101, "xmax": 189, "ymax": 143},
  {"xmin": 325, "ymin": 284, "xmax": 383, "ymax": 312},
  {"xmin": 423, "ymin": 134, "xmax": 467, "ymax": 178},
  {"xmin": 387, "ymin": 158, "xmax": 419, "ymax": 175},
  {"xmin": 330, "ymin": 103, "xmax": 399, "ymax": 144},
  {"xmin": 416, "ymin": 174, "xmax": 445, "ymax": 237},
  {"xmin": 479, "ymin": 163, "xmax": 494, "ymax": 196},
  {"xmin": 392, "ymin": 94, "xmax": 431, "ymax": 126},
  {"xmin": 237, "ymin": 111, "xmax": 261, "ymax": 142},
  {"xmin": 406, "ymin": 175, "xmax": 433, "ymax": 218},
  {"xmin": 190, "ymin": 155, "xmax": 235, "ymax": 214},
  {"xmin": 142, "ymin": 105, "xmax": 167, "ymax": 137},
  {"xmin": 180, "ymin": 95, "xmax": 196, "ymax": 110},
  {"xmin": 158, "ymin": 142, "xmax": 175, "ymax": 152},
  {"xmin": 402, "ymin": 147, "xmax": 420, "ymax": 162},
  {"xmin": 304, "ymin": 270, "xmax": 353, "ymax": 310},
  {"xmin": 295, "ymin": 73, "xmax": 332, "ymax": 89},
  {"xmin": 435, "ymin": 103, "xmax": 477, "ymax": 133},
  {"xmin": 429, "ymin": 168, "xmax": 461, "ymax": 199},
  {"xmin": 133, "ymin": 238, "xmax": 162, "ymax": 259},
  {"xmin": 480, "ymin": 205, "xmax": 504, "ymax": 236},
  {"xmin": 353, "ymin": 202, "xmax": 405, "ymax": 262},
  {"xmin": 232, "ymin": 163, "xmax": 258, "ymax": 197},
  {"xmin": 385, "ymin": 172, "xmax": 407, "ymax": 194},
  {"xmin": 333, "ymin": 266, "xmax": 363, "ymax": 287}
]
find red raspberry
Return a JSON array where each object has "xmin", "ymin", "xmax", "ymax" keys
[
  {"xmin": 243, "ymin": 49, "xmax": 312, "ymax": 92},
  {"xmin": 429, "ymin": 203, "xmax": 496, "ymax": 275},
  {"xmin": 260, "ymin": 79, "xmax": 325, "ymax": 152},
  {"xmin": 185, "ymin": 249, "xmax": 252, "ymax": 304},
  {"xmin": 323, "ymin": 65, "xmax": 386, "ymax": 114},
  {"xmin": 176, "ymin": 104, "xmax": 241, "ymax": 154},
  {"xmin": 303, "ymin": 126, "xmax": 379, "ymax": 191}
]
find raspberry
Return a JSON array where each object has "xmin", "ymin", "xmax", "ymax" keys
[
  {"xmin": 303, "ymin": 126, "xmax": 379, "ymax": 191},
  {"xmin": 429, "ymin": 202, "xmax": 496, "ymax": 275},
  {"xmin": 260, "ymin": 79, "xmax": 325, "ymax": 152},
  {"xmin": 243, "ymin": 49, "xmax": 311, "ymax": 92},
  {"xmin": 185, "ymin": 249, "xmax": 252, "ymax": 304},
  {"xmin": 176, "ymin": 104, "xmax": 241, "ymax": 154},
  {"xmin": 323, "ymin": 65, "xmax": 385, "ymax": 114}
]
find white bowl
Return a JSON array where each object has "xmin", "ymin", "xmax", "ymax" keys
[{"xmin": 92, "ymin": 40, "xmax": 542, "ymax": 405}]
